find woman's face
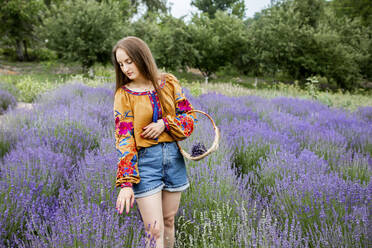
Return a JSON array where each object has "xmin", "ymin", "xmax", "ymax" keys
[{"xmin": 116, "ymin": 48, "xmax": 142, "ymax": 81}]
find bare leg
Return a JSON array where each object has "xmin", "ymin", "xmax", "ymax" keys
[
  {"xmin": 162, "ymin": 191, "xmax": 182, "ymax": 248},
  {"xmin": 136, "ymin": 191, "xmax": 164, "ymax": 248}
]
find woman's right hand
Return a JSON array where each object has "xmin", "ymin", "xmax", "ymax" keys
[{"xmin": 116, "ymin": 187, "xmax": 135, "ymax": 214}]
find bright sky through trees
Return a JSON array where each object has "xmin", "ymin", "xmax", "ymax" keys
[{"xmin": 168, "ymin": 0, "xmax": 272, "ymax": 19}]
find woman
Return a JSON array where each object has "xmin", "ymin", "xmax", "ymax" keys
[{"xmin": 112, "ymin": 36, "xmax": 197, "ymax": 248}]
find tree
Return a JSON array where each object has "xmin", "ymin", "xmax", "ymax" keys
[
  {"xmin": 151, "ymin": 15, "xmax": 195, "ymax": 71},
  {"xmin": 0, "ymin": 0, "xmax": 46, "ymax": 61},
  {"xmin": 186, "ymin": 11, "xmax": 249, "ymax": 80},
  {"xmin": 210, "ymin": 11, "xmax": 250, "ymax": 74},
  {"xmin": 40, "ymin": 0, "xmax": 129, "ymax": 71},
  {"xmin": 292, "ymin": 0, "xmax": 325, "ymax": 28},
  {"xmin": 191, "ymin": 0, "xmax": 246, "ymax": 19},
  {"xmin": 128, "ymin": 0, "xmax": 168, "ymax": 17},
  {"xmin": 247, "ymin": 0, "xmax": 369, "ymax": 90},
  {"xmin": 330, "ymin": 0, "xmax": 372, "ymax": 27},
  {"xmin": 141, "ymin": 0, "xmax": 168, "ymax": 14},
  {"xmin": 131, "ymin": 13, "xmax": 194, "ymax": 71},
  {"xmin": 188, "ymin": 13, "xmax": 223, "ymax": 80},
  {"xmin": 330, "ymin": 0, "xmax": 372, "ymax": 80}
]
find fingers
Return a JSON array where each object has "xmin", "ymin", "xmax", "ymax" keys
[
  {"xmin": 117, "ymin": 190, "xmax": 134, "ymax": 215},
  {"xmin": 116, "ymin": 200, "xmax": 120, "ymax": 213},
  {"xmin": 119, "ymin": 200, "xmax": 124, "ymax": 215},
  {"xmin": 141, "ymin": 124, "xmax": 152, "ymax": 137},
  {"xmin": 125, "ymin": 198, "xmax": 130, "ymax": 214},
  {"xmin": 116, "ymin": 197, "xmax": 123, "ymax": 214},
  {"xmin": 152, "ymin": 131, "xmax": 161, "ymax": 139},
  {"xmin": 145, "ymin": 129, "xmax": 157, "ymax": 139},
  {"xmin": 142, "ymin": 125, "xmax": 161, "ymax": 139},
  {"xmin": 141, "ymin": 122, "xmax": 165, "ymax": 139}
]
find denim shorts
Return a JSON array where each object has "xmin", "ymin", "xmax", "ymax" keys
[{"xmin": 133, "ymin": 141, "xmax": 190, "ymax": 199}]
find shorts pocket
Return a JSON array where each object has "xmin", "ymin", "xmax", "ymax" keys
[
  {"xmin": 169, "ymin": 142, "xmax": 182, "ymax": 158},
  {"xmin": 138, "ymin": 147, "xmax": 147, "ymax": 158}
]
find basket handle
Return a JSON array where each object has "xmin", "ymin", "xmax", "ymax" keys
[{"xmin": 165, "ymin": 109, "xmax": 220, "ymax": 161}]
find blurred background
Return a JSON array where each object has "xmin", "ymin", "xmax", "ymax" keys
[{"xmin": 0, "ymin": 0, "xmax": 371, "ymax": 94}]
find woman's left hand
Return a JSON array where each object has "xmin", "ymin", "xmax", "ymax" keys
[{"xmin": 141, "ymin": 119, "xmax": 165, "ymax": 139}]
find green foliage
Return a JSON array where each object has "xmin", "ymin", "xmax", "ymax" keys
[
  {"xmin": 188, "ymin": 11, "xmax": 249, "ymax": 78},
  {"xmin": 331, "ymin": 0, "xmax": 372, "ymax": 27},
  {"xmin": 39, "ymin": 0, "xmax": 129, "ymax": 71},
  {"xmin": 14, "ymin": 76, "xmax": 55, "ymax": 102},
  {"xmin": 247, "ymin": 0, "xmax": 370, "ymax": 90},
  {"xmin": 0, "ymin": 129, "xmax": 16, "ymax": 158},
  {"xmin": 0, "ymin": 0, "xmax": 46, "ymax": 61},
  {"xmin": 305, "ymin": 76, "xmax": 320, "ymax": 99},
  {"xmin": 187, "ymin": 13, "xmax": 221, "ymax": 77},
  {"xmin": 191, "ymin": 0, "xmax": 246, "ymax": 19},
  {"xmin": 292, "ymin": 0, "xmax": 325, "ymax": 28},
  {"xmin": 209, "ymin": 11, "xmax": 250, "ymax": 74},
  {"xmin": 0, "ymin": 90, "xmax": 16, "ymax": 115},
  {"xmin": 341, "ymin": 163, "xmax": 371, "ymax": 185},
  {"xmin": 232, "ymin": 142, "xmax": 272, "ymax": 180},
  {"xmin": 175, "ymin": 202, "xmax": 242, "ymax": 247},
  {"xmin": 330, "ymin": 0, "xmax": 372, "ymax": 80},
  {"xmin": 30, "ymin": 47, "xmax": 57, "ymax": 61},
  {"xmin": 132, "ymin": 14, "xmax": 194, "ymax": 71},
  {"xmin": 141, "ymin": 0, "xmax": 168, "ymax": 15},
  {"xmin": 1, "ymin": 0, "xmax": 371, "ymax": 92}
]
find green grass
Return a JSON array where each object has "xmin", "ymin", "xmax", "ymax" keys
[{"xmin": 1, "ymin": 60, "xmax": 371, "ymax": 110}]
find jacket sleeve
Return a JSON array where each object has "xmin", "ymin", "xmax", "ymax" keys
[
  {"xmin": 114, "ymin": 89, "xmax": 140, "ymax": 187},
  {"xmin": 162, "ymin": 74, "xmax": 198, "ymax": 141}
]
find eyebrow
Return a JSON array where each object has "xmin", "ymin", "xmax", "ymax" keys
[{"xmin": 117, "ymin": 58, "xmax": 132, "ymax": 63}]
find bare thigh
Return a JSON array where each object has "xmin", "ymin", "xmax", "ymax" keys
[
  {"xmin": 136, "ymin": 191, "xmax": 164, "ymax": 236},
  {"xmin": 162, "ymin": 191, "xmax": 182, "ymax": 225}
]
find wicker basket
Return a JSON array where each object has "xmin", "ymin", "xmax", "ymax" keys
[{"xmin": 174, "ymin": 110, "xmax": 220, "ymax": 161}]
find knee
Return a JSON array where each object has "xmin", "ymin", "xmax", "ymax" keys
[{"xmin": 164, "ymin": 215, "xmax": 175, "ymax": 228}]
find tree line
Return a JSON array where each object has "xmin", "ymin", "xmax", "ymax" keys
[{"xmin": 1, "ymin": 0, "xmax": 371, "ymax": 91}]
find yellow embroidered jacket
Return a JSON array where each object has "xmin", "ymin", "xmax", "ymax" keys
[{"xmin": 113, "ymin": 73, "xmax": 197, "ymax": 188}]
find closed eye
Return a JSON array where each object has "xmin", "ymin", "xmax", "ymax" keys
[{"xmin": 118, "ymin": 60, "xmax": 132, "ymax": 66}]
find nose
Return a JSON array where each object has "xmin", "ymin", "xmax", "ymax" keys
[{"xmin": 122, "ymin": 64, "xmax": 128, "ymax": 72}]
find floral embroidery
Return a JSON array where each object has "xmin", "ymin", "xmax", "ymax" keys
[
  {"xmin": 148, "ymin": 91, "xmax": 163, "ymax": 121},
  {"xmin": 117, "ymin": 152, "xmax": 138, "ymax": 177},
  {"xmin": 161, "ymin": 75, "xmax": 198, "ymax": 139},
  {"xmin": 118, "ymin": 121, "xmax": 133, "ymax": 136},
  {"xmin": 175, "ymin": 88, "xmax": 185, "ymax": 101},
  {"xmin": 115, "ymin": 110, "xmax": 134, "ymax": 136},
  {"xmin": 173, "ymin": 113, "xmax": 195, "ymax": 137},
  {"xmin": 114, "ymin": 108, "xmax": 139, "ymax": 187},
  {"xmin": 177, "ymin": 99, "xmax": 193, "ymax": 112},
  {"xmin": 162, "ymin": 117, "xmax": 170, "ymax": 131},
  {"xmin": 120, "ymin": 182, "xmax": 133, "ymax": 188}
]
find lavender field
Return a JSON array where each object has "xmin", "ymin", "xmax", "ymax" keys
[{"xmin": 0, "ymin": 81, "xmax": 371, "ymax": 247}]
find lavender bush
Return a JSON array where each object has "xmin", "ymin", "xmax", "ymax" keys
[
  {"xmin": 0, "ymin": 89, "xmax": 16, "ymax": 115},
  {"xmin": 0, "ymin": 81, "xmax": 370, "ymax": 247}
]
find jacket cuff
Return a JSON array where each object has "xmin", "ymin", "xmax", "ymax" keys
[
  {"xmin": 162, "ymin": 117, "xmax": 170, "ymax": 131},
  {"xmin": 120, "ymin": 182, "xmax": 133, "ymax": 188}
]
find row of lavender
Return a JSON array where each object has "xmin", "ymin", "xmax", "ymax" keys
[
  {"xmin": 181, "ymin": 92, "xmax": 371, "ymax": 247},
  {"xmin": 0, "ymin": 82, "xmax": 370, "ymax": 247}
]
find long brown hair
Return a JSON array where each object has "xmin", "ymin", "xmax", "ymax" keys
[{"xmin": 112, "ymin": 36, "xmax": 168, "ymax": 113}]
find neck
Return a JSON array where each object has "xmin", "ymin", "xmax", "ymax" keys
[{"xmin": 132, "ymin": 75, "xmax": 152, "ymax": 87}]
